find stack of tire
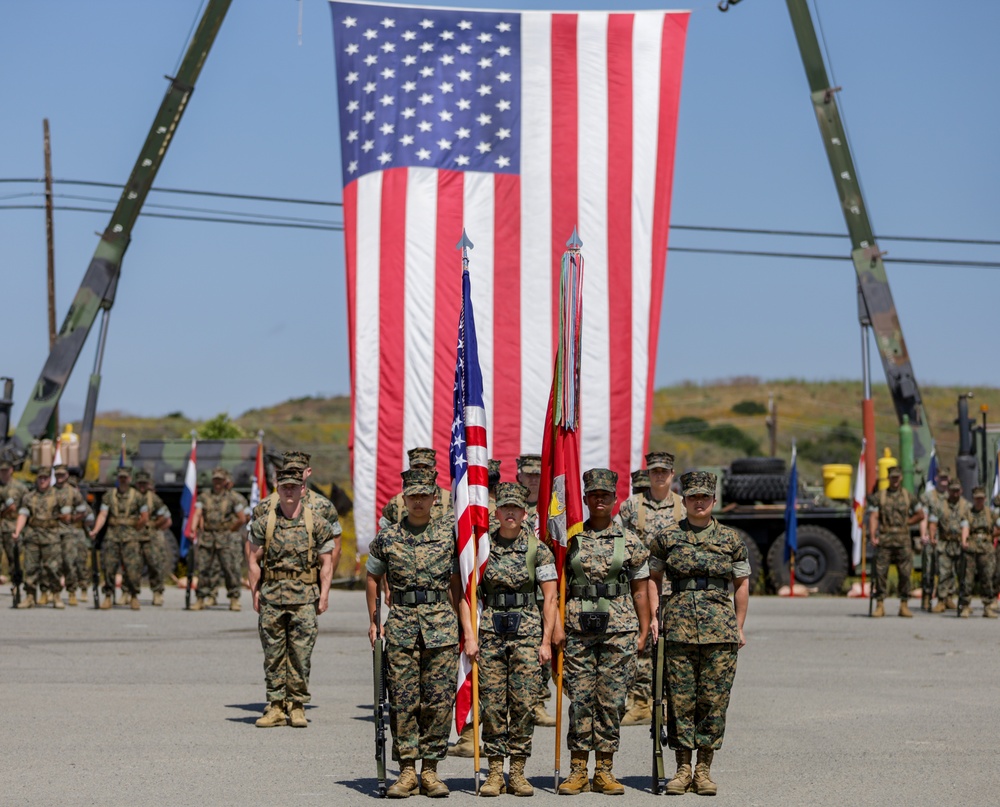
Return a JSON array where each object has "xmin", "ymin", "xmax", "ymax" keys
[{"xmin": 723, "ymin": 457, "xmax": 789, "ymax": 504}]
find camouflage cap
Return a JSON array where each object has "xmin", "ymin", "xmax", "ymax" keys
[
  {"xmin": 936, "ymin": 467, "xmax": 951, "ymax": 479},
  {"xmin": 645, "ymin": 451, "xmax": 674, "ymax": 470},
  {"xmin": 276, "ymin": 466, "xmax": 304, "ymax": 486},
  {"xmin": 134, "ymin": 469, "xmax": 152, "ymax": 483},
  {"xmin": 282, "ymin": 450, "xmax": 312, "ymax": 468},
  {"xmin": 516, "ymin": 454, "xmax": 542, "ymax": 474},
  {"xmin": 681, "ymin": 471, "xmax": 717, "ymax": 497},
  {"xmin": 495, "ymin": 482, "xmax": 529, "ymax": 508},
  {"xmin": 407, "ymin": 447, "xmax": 436, "ymax": 469},
  {"xmin": 488, "ymin": 458, "xmax": 502, "ymax": 475},
  {"xmin": 402, "ymin": 467, "xmax": 438, "ymax": 496},
  {"xmin": 37, "ymin": 466, "xmax": 52, "ymax": 477},
  {"xmin": 0, "ymin": 459, "xmax": 12, "ymax": 470},
  {"xmin": 117, "ymin": 465, "xmax": 133, "ymax": 477},
  {"xmin": 583, "ymin": 468, "xmax": 618, "ymax": 494},
  {"xmin": 887, "ymin": 466, "xmax": 902, "ymax": 478},
  {"xmin": 948, "ymin": 479, "xmax": 962, "ymax": 491},
  {"xmin": 631, "ymin": 469, "xmax": 650, "ymax": 490},
  {"xmin": 53, "ymin": 463, "xmax": 69, "ymax": 474},
  {"xmin": 973, "ymin": 485, "xmax": 986, "ymax": 498},
  {"xmin": 211, "ymin": 467, "xmax": 227, "ymax": 480}
]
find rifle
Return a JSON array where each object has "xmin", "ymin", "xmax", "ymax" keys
[
  {"xmin": 10, "ymin": 538, "xmax": 22, "ymax": 607},
  {"xmin": 651, "ymin": 628, "xmax": 667, "ymax": 794},
  {"xmin": 185, "ymin": 540, "xmax": 197, "ymax": 610},
  {"xmin": 920, "ymin": 542, "xmax": 936, "ymax": 611},
  {"xmin": 373, "ymin": 596, "xmax": 388, "ymax": 797},
  {"xmin": 91, "ymin": 531, "xmax": 102, "ymax": 609}
]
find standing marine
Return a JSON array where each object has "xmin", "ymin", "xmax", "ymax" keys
[
  {"xmin": 868, "ymin": 466, "xmax": 923, "ymax": 618},
  {"xmin": 379, "ymin": 447, "xmax": 453, "ymax": 529},
  {"xmin": 90, "ymin": 465, "xmax": 149, "ymax": 610},
  {"xmin": 12, "ymin": 467, "xmax": 63, "ymax": 609},
  {"xmin": 958, "ymin": 486, "xmax": 999, "ymax": 618},
  {"xmin": 190, "ymin": 468, "xmax": 244, "ymax": 611},
  {"xmin": 51, "ymin": 464, "xmax": 88, "ymax": 606},
  {"xmin": 135, "ymin": 470, "xmax": 172, "ymax": 606},
  {"xmin": 1, "ymin": 459, "xmax": 29, "ymax": 597},
  {"xmin": 926, "ymin": 479, "xmax": 969, "ymax": 612}
]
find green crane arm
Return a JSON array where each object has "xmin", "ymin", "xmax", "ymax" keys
[
  {"xmin": 784, "ymin": 0, "xmax": 932, "ymax": 468},
  {"xmin": 5, "ymin": 0, "xmax": 232, "ymax": 464}
]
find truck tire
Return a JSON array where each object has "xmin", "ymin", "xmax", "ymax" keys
[
  {"xmin": 766, "ymin": 524, "xmax": 848, "ymax": 594},
  {"xmin": 730, "ymin": 457, "xmax": 786, "ymax": 475},
  {"xmin": 724, "ymin": 473, "xmax": 788, "ymax": 504},
  {"xmin": 730, "ymin": 527, "xmax": 763, "ymax": 587}
]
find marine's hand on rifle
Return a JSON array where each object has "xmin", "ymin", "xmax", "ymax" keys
[
  {"xmin": 368, "ymin": 621, "xmax": 379, "ymax": 649},
  {"xmin": 637, "ymin": 632, "xmax": 648, "ymax": 654},
  {"xmin": 252, "ymin": 590, "xmax": 261, "ymax": 614},
  {"xmin": 738, "ymin": 627, "xmax": 746, "ymax": 649},
  {"xmin": 650, "ymin": 615, "xmax": 659, "ymax": 644}
]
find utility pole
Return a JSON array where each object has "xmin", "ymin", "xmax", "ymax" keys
[
  {"xmin": 43, "ymin": 118, "xmax": 58, "ymax": 436},
  {"xmin": 766, "ymin": 393, "xmax": 777, "ymax": 457}
]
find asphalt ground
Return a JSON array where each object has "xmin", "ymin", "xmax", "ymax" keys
[{"xmin": 3, "ymin": 588, "xmax": 999, "ymax": 807}]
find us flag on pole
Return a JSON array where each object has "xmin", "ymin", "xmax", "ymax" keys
[
  {"xmin": 179, "ymin": 437, "xmax": 197, "ymax": 559},
  {"xmin": 329, "ymin": 1, "xmax": 690, "ymax": 553}
]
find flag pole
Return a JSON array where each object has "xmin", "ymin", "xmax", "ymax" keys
[{"xmin": 554, "ymin": 572, "xmax": 566, "ymax": 791}]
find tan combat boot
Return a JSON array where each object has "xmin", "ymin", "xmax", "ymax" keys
[
  {"xmin": 16, "ymin": 593, "xmax": 36, "ymax": 609},
  {"xmin": 190, "ymin": 598, "xmax": 205, "ymax": 611},
  {"xmin": 152, "ymin": 591, "xmax": 164, "ymax": 607},
  {"xmin": 693, "ymin": 749, "xmax": 717, "ymax": 796},
  {"xmin": 899, "ymin": 601, "xmax": 913, "ymax": 618},
  {"xmin": 871, "ymin": 601, "xmax": 885, "ymax": 618},
  {"xmin": 621, "ymin": 698, "xmax": 652, "ymax": 726},
  {"xmin": 931, "ymin": 600, "xmax": 947, "ymax": 613},
  {"xmin": 447, "ymin": 724, "xmax": 476, "ymax": 757},
  {"xmin": 205, "ymin": 595, "xmax": 218, "ymax": 607},
  {"xmin": 67, "ymin": 591, "xmax": 78, "ymax": 606},
  {"xmin": 53, "ymin": 595, "xmax": 66, "ymax": 610},
  {"xmin": 37, "ymin": 591, "xmax": 50, "ymax": 606},
  {"xmin": 592, "ymin": 752, "xmax": 625, "ymax": 795},
  {"xmin": 508, "ymin": 755, "xmax": 534, "ymax": 797},
  {"xmin": 944, "ymin": 596, "xmax": 958, "ymax": 610},
  {"xmin": 984, "ymin": 603, "xmax": 999, "ymax": 619},
  {"xmin": 666, "ymin": 749, "xmax": 693, "ymax": 795},
  {"xmin": 960, "ymin": 605, "xmax": 972, "ymax": 618},
  {"xmin": 130, "ymin": 596, "xmax": 141, "ymax": 611},
  {"xmin": 533, "ymin": 702, "xmax": 557, "ymax": 727},
  {"xmin": 387, "ymin": 760, "xmax": 419, "ymax": 799},
  {"xmin": 120, "ymin": 592, "xmax": 130, "ymax": 606},
  {"xmin": 288, "ymin": 702, "xmax": 308, "ymax": 728},
  {"xmin": 479, "ymin": 756, "xmax": 506, "ymax": 797},
  {"xmin": 255, "ymin": 702, "xmax": 287, "ymax": 728},
  {"xmin": 100, "ymin": 594, "xmax": 112, "ymax": 610},
  {"xmin": 557, "ymin": 751, "xmax": 590, "ymax": 795},
  {"xmin": 79, "ymin": 587, "xmax": 88, "ymax": 603},
  {"xmin": 419, "ymin": 759, "xmax": 449, "ymax": 798},
  {"xmin": 229, "ymin": 596, "xmax": 242, "ymax": 612}
]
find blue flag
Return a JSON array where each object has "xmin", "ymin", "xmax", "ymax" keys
[
  {"xmin": 784, "ymin": 444, "xmax": 798, "ymax": 563},
  {"xmin": 925, "ymin": 449, "xmax": 938, "ymax": 494}
]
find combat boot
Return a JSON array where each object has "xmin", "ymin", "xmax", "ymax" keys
[
  {"xmin": 666, "ymin": 749, "xmax": 693, "ymax": 795},
  {"xmin": 229, "ymin": 596, "xmax": 242, "ymax": 612},
  {"xmin": 288, "ymin": 702, "xmax": 308, "ymax": 728},
  {"xmin": 960, "ymin": 605, "xmax": 972, "ymax": 618},
  {"xmin": 944, "ymin": 596, "xmax": 958, "ymax": 610},
  {"xmin": 447, "ymin": 724, "xmax": 476, "ymax": 757},
  {"xmin": 387, "ymin": 760, "xmax": 419, "ymax": 798},
  {"xmin": 984, "ymin": 603, "xmax": 999, "ymax": 619},
  {"xmin": 190, "ymin": 598, "xmax": 205, "ymax": 611},
  {"xmin": 205, "ymin": 595, "xmax": 218, "ymax": 607},
  {"xmin": 152, "ymin": 591, "xmax": 164, "ymax": 606},
  {"xmin": 53, "ymin": 594, "xmax": 66, "ymax": 609},
  {"xmin": 693, "ymin": 749, "xmax": 717, "ymax": 796},
  {"xmin": 931, "ymin": 600, "xmax": 947, "ymax": 613},
  {"xmin": 79, "ymin": 587, "xmax": 88, "ymax": 603},
  {"xmin": 120, "ymin": 592, "xmax": 130, "ymax": 606},
  {"xmin": 37, "ymin": 591, "xmax": 50, "ymax": 606},
  {"xmin": 67, "ymin": 591, "xmax": 78, "ymax": 606},
  {"xmin": 621, "ymin": 698, "xmax": 652, "ymax": 726},
  {"xmin": 899, "ymin": 601, "xmax": 913, "ymax": 618},
  {"xmin": 533, "ymin": 702, "xmax": 557, "ymax": 727},
  {"xmin": 592, "ymin": 752, "xmax": 624, "ymax": 795},
  {"xmin": 16, "ymin": 593, "xmax": 36, "ymax": 609},
  {"xmin": 508, "ymin": 755, "xmax": 534, "ymax": 797},
  {"xmin": 130, "ymin": 596, "xmax": 141, "ymax": 611},
  {"xmin": 557, "ymin": 751, "xmax": 590, "ymax": 795},
  {"xmin": 100, "ymin": 594, "xmax": 112, "ymax": 610},
  {"xmin": 871, "ymin": 601, "xmax": 884, "ymax": 618},
  {"xmin": 419, "ymin": 759, "xmax": 449, "ymax": 798},
  {"xmin": 479, "ymin": 756, "xmax": 506, "ymax": 797},
  {"xmin": 255, "ymin": 702, "xmax": 287, "ymax": 728}
]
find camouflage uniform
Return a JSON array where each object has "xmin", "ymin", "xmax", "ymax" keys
[
  {"xmin": 927, "ymin": 491, "xmax": 970, "ymax": 602},
  {"xmin": 648, "ymin": 516, "xmax": 749, "ymax": 751},
  {"xmin": 252, "ymin": 488, "xmax": 341, "ymax": 535},
  {"xmin": 18, "ymin": 481, "xmax": 63, "ymax": 598},
  {"xmin": 379, "ymin": 446, "xmax": 453, "ymax": 530},
  {"xmin": 1, "ymin": 466, "xmax": 28, "ymax": 581},
  {"xmin": 869, "ymin": 485, "xmax": 921, "ymax": 602},
  {"xmin": 100, "ymin": 485, "xmax": 149, "ymax": 598},
  {"xmin": 367, "ymin": 510, "xmax": 458, "ymax": 762},
  {"xmin": 478, "ymin": 518, "xmax": 557, "ymax": 758},
  {"xmin": 248, "ymin": 500, "xmax": 337, "ymax": 706},
  {"xmin": 52, "ymin": 474, "xmax": 88, "ymax": 595},
  {"xmin": 74, "ymin": 498, "xmax": 96, "ymax": 596},
  {"xmin": 960, "ymin": 498, "xmax": 997, "ymax": 613},
  {"xmin": 563, "ymin": 499, "xmax": 649, "ymax": 753},
  {"xmin": 195, "ymin": 481, "xmax": 243, "ymax": 601},
  {"xmin": 138, "ymin": 481, "xmax": 170, "ymax": 596}
]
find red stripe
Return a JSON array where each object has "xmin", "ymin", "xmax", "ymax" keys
[
  {"xmin": 646, "ymin": 14, "xmax": 689, "ymax": 452},
  {"xmin": 492, "ymin": 174, "xmax": 521, "ymax": 478},
  {"xmin": 607, "ymin": 15, "xmax": 634, "ymax": 503},
  {"xmin": 433, "ymin": 171, "xmax": 465, "ymax": 480},
  {"xmin": 343, "ymin": 181, "xmax": 359, "ymax": 508},
  {"xmin": 550, "ymin": 14, "xmax": 578, "ymax": 353},
  {"xmin": 376, "ymin": 169, "xmax": 407, "ymax": 514}
]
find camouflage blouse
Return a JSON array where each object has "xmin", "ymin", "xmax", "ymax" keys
[
  {"xmin": 617, "ymin": 490, "xmax": 686, "ymax": 546},
  {"xmin": 252, "ymin": 489, "xmax": 342, "ymax": 537},
  {"xmin": 367, "ymin": 517, "xmax": 459, "ymax": 649},
  {"xmin": 479, "ymin": 524, "xmax": 556, "ymax": 638},
  {"xmin": 248, "ymin": 509, "xmax": 336, "ymax": 605},
  {"xmin": 18, "ymin": 486, "xmax": 62, "ymax": 545},
  {"xmin": 928, "ymin": 497, "xmax": 970, "ymax": 541},
  {"xmin": 1, "ymin": 477, "xmax": 28, "ymax": 533},
  {"xmin": 99, "ymin": 487, "xmax": 148, "ymax": 543},
  {"xmin": 379, "ymin": 487, "xmax": 453, "ymax": 530},
  {"xmin": 139, "ymin": 490, "xmax": 171, "ymax": 542},
  {"xmin": 966, "ymin": 505, "xmax": 997, "ymax": 554},
  {"xmin": 196, "ymin": 489, "xmax": 242, "ymax": 533},
  {"xmin": 649, "ymin": 518, "xmax": 749, "ymax": 645}
]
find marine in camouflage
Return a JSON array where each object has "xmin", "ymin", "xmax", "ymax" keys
[
  {"xmin": 664, "ymin": 643, "xmax": 738, "ymax": 751},
  {"xmin": 136, "ymin": 472, "xmax": 170, "ymax": 596},
  {"xmin": 1, "ymin": 461, "xmax": 29, "ymax": 582},
  {"xmin": 53, "ymin": 468, "xmax": 87, "ymax": 593},
  {"xmin": 927, "ymin": 484, "xmax": 970, "ymax": 601},
  {"xmin": 959, "ymin": 493, "xmax": 997, "ymax": 610},
  {"xmin": 868, "ymin": 476, "xmax": 922, "ymax": 601},
  {"xmin": 96, "ymin": 470, "xmax": 149, "ymax": 598},
  {"xmin": 195, "ymin": 471, "xmax": 244, "ymax": 600},
  {"xmin": 17, "ymin": 474, "xmax": 63, "ymax": 597}
]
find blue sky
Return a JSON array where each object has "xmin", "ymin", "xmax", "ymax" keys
[{"xmin": 2, "ymin": 0, "xmax": 997, "ymax": 423}]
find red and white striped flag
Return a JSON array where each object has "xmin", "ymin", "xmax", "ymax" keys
[
  {"xmin": 329, "ymin": 2, "xmax": 690, "ymax": 553},
  {"xmin": 851, "ymin": 440, "xmax": 866, "ymax": 568},
  {"xmin": 250, "ymin": 432, "xmax": 268, "ymax": 512}
]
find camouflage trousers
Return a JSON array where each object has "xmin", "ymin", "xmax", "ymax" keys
[
  {"xmin": 629, "ymin": 628, "xmax": 654, "ymax": 705},
  {"xmin": 387, "ymin": 640, "xmax": 457, "ymax": 762},
  {"xmin": 563, "ymin": 630, "xmax": 637, "ymax": 753},
  {"xmin": 137, "ymin": 538, "xmax": 164, "ymax": 594},
  {"xmin": 73, "ymin": 533, "xmax": 91, "ymax": 590},
  {"xmin": 1, "ymin": 530, "xmax": 16, "ymax": 577},
  {"xmin": 959, "ymin": 550, "xmax": 997, "ymax": 609},
  {"xmin": 259, "ymin": 600, "xmax": 318, "ymax": 704},
  {"xmin": 55, "ymin": 531, "xmax": 80, "ymax": 591},
  {"xmin": 23, "ymin": 539, "xmax": 62, "ymax": 594},
  {"xmin": 935, "ymin": 542, "xmax": 962, "ymax": 599},
  {"xmin": 664, "ymin": 642, "xmax": 738, "ymax": 751},
  {"xmin": 102, "ymin": 540, "xmax": 142, "ymax": 597},
  {"xmin": 479, "ymin": 631, "xmax": 540, "ymax": 757},
  {"xmin": 875, "ymin": 537, "xmax": 912, "ymax": 601},
  {"xmin": 197, "ymin": 533, "xmax": 242, "ymax": 600}
]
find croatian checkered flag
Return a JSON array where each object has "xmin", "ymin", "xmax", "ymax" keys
[{"xmin": 451, "ymin": 231, "xmax": 490, "ymax": 735}]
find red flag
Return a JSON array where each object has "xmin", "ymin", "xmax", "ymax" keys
[{"xmin": 250, "ymin": 433, "xmax": 268, "ymax": 510}]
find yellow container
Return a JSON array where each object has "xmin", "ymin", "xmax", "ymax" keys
[
  {"xmin": 822, "ymin": 464, "xmax": 853, "ymax": 500},
  {"xmin": 877, "ymin": 448, "xmax": 898, "ymax": 491}
]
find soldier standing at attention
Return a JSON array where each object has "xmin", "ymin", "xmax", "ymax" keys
[
  {"xmin": 67, "ymin": 471, "xmax": 95, "ymax": 603},
  {"xmin": 379, "ymin": 447, "xmax": 453, "ymax": 529},
  {"xmin": 1, "ymin": 459, "xmax": 29, "ymax": 595},
  {"xmin": 462, "ymin": 482, "xmax": 561, "ymax": 797},
  {"xmin": 868, "ymin": 466, "xmax": 923, "ymax": 618},
  {"xmin": 926, "ymin": 479, "xmax": 969, "ymax": 613},
  {"xmin": 630, "ymin": 469, "xmax": 650, "ymax": 498},
  {"xmin": 51, "ymin": 464, "xmax": 88, "ymax": 606},
  {"xmin": 558, "ymin": 468, "xmax": 650, "ymax": 796},
  {"xmin": 248, "ymin": 465, "xmax": 338, "ymax": 728},
  {"xmin": 190, "ymin": 468, "xmax": 244, "ymax": 611},
  {"xmin": 13, "ymin": 467, "xmax": 64, "ymax": 609},
  {"xmin": 616, "ymin": 451, "xmax": 685, "ymax": 726},
  {"xmin": 366, "ymin": 467, "xmax": 464, "ymax": 799},
  {"xmin": 958, "ymin": 487, "xmax": 999, "ymax": 619},
  {"xmin": 90, "ymin": 466, "xmax": 149, "ymax": 610},
  {"xmin": 135, "ymin": 470, "xmax": 172, "ymax": 607},
  {"xmin": 648, "ymin": 471, "xmax": 750, "ymax": 796}
]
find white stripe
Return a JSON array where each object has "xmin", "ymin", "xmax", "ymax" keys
[
  {"xmin": 354, "ymin": 173, "xmax": 383, "ymax": 555},
  {"xmin": 403, "ymin": 168, "xmax": 438, "ymax": 459},
  {"xmin": 518, "ymin": 12, "xmax": 553, "ymax": 455},
  {"xmin": 462, "ymin": 173, "xmax": 495, "ymax": 456},
  {"xmin": 631, "ymin": 13, "xmax": 664, "ymax": 471},
  {"xmin": 577, "ymin": 13, "xmax": 611, "ymax": 473}
]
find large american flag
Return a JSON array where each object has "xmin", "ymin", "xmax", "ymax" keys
[
  {"xmin": 450, "ymin": 248, "xmax": 490, "ymax": 735},
  {"xmin": 329, "ymin": 1, "xmax": 690, "ymax": 553}
]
